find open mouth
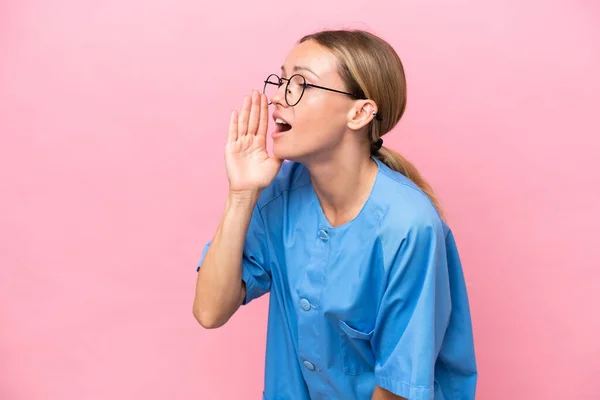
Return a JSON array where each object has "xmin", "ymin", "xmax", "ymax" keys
[{"xmin": 274, "ymin": 118, "xmax": 292, "ymax": 133}]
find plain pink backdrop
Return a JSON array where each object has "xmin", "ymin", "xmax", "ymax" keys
[{"xmin": 1, "ymin": 0, "xmax": 599, "ymax": 399}]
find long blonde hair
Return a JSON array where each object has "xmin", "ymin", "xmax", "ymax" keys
[{"xmin": 299, "ymin": 29, "xmax": 445, "ymax": 220}]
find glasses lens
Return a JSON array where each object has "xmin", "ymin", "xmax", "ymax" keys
[
  {"xmin": 286, "ymin": 75, "xmax": 306, "ymax": 106},
  {"xmin": 263, "ymin": 74, "xmax": 281, "ymax": 104}
]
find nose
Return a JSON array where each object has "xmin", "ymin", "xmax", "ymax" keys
[
  {"xmin": 269, "ymin": 82, "xmax": 288, "ymax": 108},
  {"xmin": 269, "ymin": 80, "xmax": 287, "ymax": 107}
]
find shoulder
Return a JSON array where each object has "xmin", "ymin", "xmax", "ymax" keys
[
  {"xmin": 369, "ymin": 161, "xmax": 447, "ymax": 242},
  {"xmin": 256, "ymin": 160, "xmax": 311, "ymax": 210}
]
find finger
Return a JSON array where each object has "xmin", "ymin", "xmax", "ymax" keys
[
  {"xmin": 227, "ymin": 110, "xmax": 238, "ymax": 143},
  {"xmin": 256, "ymin": 93, "xmax": 269, "ymax": 138},
  {"xmin": 237, "ymin": 96, "xmax": 251, "ymax": 137},
  {"xmin": 247, "ymin": 90, "xmax": 260, "ymax": 136}
]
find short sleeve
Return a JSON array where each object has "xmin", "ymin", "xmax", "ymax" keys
[
  {"xmin": 195, "ymin": 204, "xmax": 271, "ymax": 305},
  {"xmin": 372, "ymin": 220, "xmax": 452, "ymax": 400}
]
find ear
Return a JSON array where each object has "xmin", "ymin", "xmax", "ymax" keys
[{"xmin": 346, "ymin": 100, "xmax": 378, "ymax": 131}]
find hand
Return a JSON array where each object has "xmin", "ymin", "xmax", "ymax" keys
[{"xmin": 225, "ymin": 90, "xmax": 282, "ymax": 196}]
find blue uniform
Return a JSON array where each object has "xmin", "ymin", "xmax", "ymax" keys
[{"xmin": 197, "ymin": 157, "xmax": 477, "ymax": 400}]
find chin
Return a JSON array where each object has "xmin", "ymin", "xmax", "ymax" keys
[
  {"xmin": 273, "ymin": 143, "xmax": 296, "ymax": 161},
  {"xmin": 274, "ymin": 145, "xmax": 325, "ymax": 166},
  {"xmin": 272, "ymin": 129, "xmax": 327, "ymax": 163},
  {"xmin": 273, "ymin": 141, "xmax": 306, "ymax": 162}
]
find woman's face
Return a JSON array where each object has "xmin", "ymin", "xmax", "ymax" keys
[{"xmin": 269, "ymin": 40, "xmax": 358, "ymax": 162}]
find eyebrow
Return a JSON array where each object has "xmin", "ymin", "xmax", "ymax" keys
[{"xmin": 281, "ymin": 65, "xmax": 320, "ymax": 78}]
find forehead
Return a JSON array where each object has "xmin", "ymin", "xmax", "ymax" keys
[{"xmin": 282, "ymin": 40, "xmax": 339, "ymax": 79}]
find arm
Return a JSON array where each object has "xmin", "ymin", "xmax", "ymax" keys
[
  {"xmin": 192, "ymin": 190, "xmax": 260, "ymax": 329},
  {"xmin": 192, "ymin": 90, "xmax": 281, "ymax": 329},
  {"xmin": 371, "ymin": 217, "xmax": 452, "ymax": 399},
  {"xmin": 372, "ymin": 386, "xmax": 407, "ymax": 400}
]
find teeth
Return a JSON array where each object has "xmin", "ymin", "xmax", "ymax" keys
[{"xmin": 275, "ymin": 118, "xmax": 289, "ymax": 125}]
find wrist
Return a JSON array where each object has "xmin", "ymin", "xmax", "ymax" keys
[{"xmin": 227, "ymin": 189, "xmax": 261, "ymax": 207}]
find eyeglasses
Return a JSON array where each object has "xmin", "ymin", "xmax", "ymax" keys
[{"xmin": 263, "ymin": 73, "xmax": 367, "ymax": 107}]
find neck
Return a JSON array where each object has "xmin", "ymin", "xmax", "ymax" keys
[{"xmin": 304, "ymin": 146, "xmax": 378, "ymax": 227}]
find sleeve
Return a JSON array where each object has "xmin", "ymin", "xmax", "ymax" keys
[
  {"xmin": 371, "ymin": 220, "xmax": 452, "ymax": 400},
  {"xmin": 195, "ymin": 204, "xmax": 272, "ymax": 305}
]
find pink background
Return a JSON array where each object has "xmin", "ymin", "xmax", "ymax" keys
[{"xmin": 1, "ymin": 0, "xmax": 599, "ymax": 399}]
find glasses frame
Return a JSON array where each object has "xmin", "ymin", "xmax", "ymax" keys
[{"xmin": 263, "ymin": 73, "xmax": 372, "ymax": 109}]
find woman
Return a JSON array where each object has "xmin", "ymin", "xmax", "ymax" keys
[{"xmin": 193, "ymin": 29, "xmax": 477, "ymax": 400}]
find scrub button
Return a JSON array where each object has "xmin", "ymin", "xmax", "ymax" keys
[
  {"xmin": 303, "ymin": 360, "xmax": 315, "ymax": 371},
  {"xmin": 318, "ymin": 229, "xmax": 329, "ymax": 241},
  {"xmin": 300, "ymin": 298, "xmax": 311, "ymax": 311}
]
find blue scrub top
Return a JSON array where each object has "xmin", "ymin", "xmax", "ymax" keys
[{"xmin": 197, "ymin": 157, "xmax": 477, "ymax": 400}]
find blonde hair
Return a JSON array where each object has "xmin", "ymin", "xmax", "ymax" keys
[{"xmin": 299, "ymin": 29, "xmax": 445, "ymax": 220}]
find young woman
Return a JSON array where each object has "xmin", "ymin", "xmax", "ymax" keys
[{"xmin": 193, "ymin": 29, "xmax": 477, "ymax": 400}]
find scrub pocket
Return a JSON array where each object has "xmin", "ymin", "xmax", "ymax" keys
[{"xmin": 338, "ymin": 320, "xmax": 375, "ymax": 375}]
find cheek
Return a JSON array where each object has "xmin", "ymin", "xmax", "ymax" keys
[{"xmin": 293, "ymin": 100, "xmax": 347, "ymax": 137}]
